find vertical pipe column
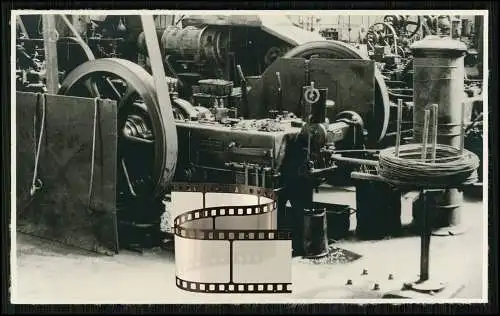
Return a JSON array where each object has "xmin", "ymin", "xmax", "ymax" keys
[
  {"xmin": 42, "ymin": 14, "xmax": 59, "ymax": 94},
  {"xmin": 410, "ymin": 36, "xmax": 468, "ymax": 236}
]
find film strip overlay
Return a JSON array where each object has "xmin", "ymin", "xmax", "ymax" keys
[{"xmin": 171, "ymin": 182, "xmax": 292, "ymax": 294}]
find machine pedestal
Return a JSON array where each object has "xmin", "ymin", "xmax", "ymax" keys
[
  {"xmin": 385, "ymin": 189, "xmax": 465, "ymax": 299},
  {"xmin": 383, "ymin": 282, "xmax": 465, "ymax": 299},
  {"xmin": 432, "ymin": 224, "xmax": 468, "ymax": 236}
]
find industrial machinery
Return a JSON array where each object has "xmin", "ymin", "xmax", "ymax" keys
[
  {"xmin": 15, "ymin": 14, "xmax": 386, "ymax": 255},
  {"xmin": 15, "ymin": 13, "xmax": 484, "ymax": 258}
]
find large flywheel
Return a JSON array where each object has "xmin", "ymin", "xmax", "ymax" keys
[
  {"xmin": 282, "ymin": 41, "xmax": 391, "ymax": 144},
  {"xmin": 58, "ymin": 58, "xmax": 177, "ymax": 200}
]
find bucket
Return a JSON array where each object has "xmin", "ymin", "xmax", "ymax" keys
[
  {"xmin": 303, "ymin": 208, "xmax": 329, "ymax": 259},
  {"xmin": 313, "ymin": 202, "xmax": 352, "ymax": 240}
]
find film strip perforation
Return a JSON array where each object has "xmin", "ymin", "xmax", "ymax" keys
[
  {"xmin": 176, "ymin": 277, "xmax": 292, "ymax": 294},
  {"xmin": 174, "ymin": 228, "xmax": 291, "ymax": 241},
  {"xmin": 174, "ymin": 202, "xmax": 277, "ymax": 229}
]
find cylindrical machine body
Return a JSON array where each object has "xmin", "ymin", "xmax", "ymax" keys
[
  {"xmin": 410, "ymin": 36, "xmax": 468, "ymax": 233},
  {"xmin": 411, "ymin": 36, "xmax": 468, "ymax": 148},
  {"xmin": 303, "ymin": 208, "xmax": 329, "ymax": 258},
  {"xmin": 161, "ymin": 25, "xmax": 203, "ymax": 61},
  {"xmin": 155, "ymin": 25, "xmax": 228, "ymax": 64}
]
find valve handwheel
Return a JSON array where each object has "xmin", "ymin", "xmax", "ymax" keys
[{"xmin": 304, "ymin": 83, "xmax": 320, "ymax": 104}]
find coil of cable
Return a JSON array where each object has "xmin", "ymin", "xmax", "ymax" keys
[{"xmin": 378, "ymin": 143, "xmax": 480, "ymax": 188}]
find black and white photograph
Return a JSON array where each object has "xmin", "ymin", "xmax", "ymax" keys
[{"xmin": 10, "ymin": 10, "xmax": 489, "ymax": 305}]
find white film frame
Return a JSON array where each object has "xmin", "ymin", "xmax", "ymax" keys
[{"xmin": 171, "ymin": 182, "xmax": 292, "ymax": 293}]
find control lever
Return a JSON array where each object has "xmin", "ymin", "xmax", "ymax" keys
[
  {"xmin": 236, "ymin": 65, "xmax": 248, "ymax": 117},
  {"xmin": 276, "ymin": 71, "xmax": 283, "ymax": 112}
]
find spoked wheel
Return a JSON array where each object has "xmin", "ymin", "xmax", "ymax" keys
[
  {"xmin": 283, "ymin": 41, "xmax": 390, "ymax": 145},
  {"xmin": 58, "ymin": 58, "xmax": 178, "ymax": 201},
  {"xmin": 383, "ymin": 15, "xmax": 422, "ymax": 39},
  {"xmin": 401, "ymin": 16, "xmax": 422, "ymax": 39},
  {"xmin": 366, "ymin": 22, "xmax": 398, "ymax": 54}
]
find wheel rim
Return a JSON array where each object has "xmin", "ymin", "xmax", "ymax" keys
[
  {"xmin": 283, "ymin": 41, "xmax": 391, "ymax": 144},
  {"xmin": 58, "ymin": 58, "xmax": 177, "ymax": 200}
]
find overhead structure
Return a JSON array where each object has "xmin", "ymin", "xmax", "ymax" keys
[{"xmin": 181, "ymin": 14, "xmax": 325, "ymax": 46}]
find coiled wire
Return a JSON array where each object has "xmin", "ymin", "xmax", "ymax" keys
[{"xmin": 378, "ymin": 143, "xmax": 480, "ymax": 188}]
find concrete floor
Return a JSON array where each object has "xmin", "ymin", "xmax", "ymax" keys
[{"xmin": 12, "ymin": 187, "xmax": 486, "ymax": 304}]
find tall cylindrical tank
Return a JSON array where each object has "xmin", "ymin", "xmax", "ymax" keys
[
  {"xmin": 411, "ymin": 36, "xmax": 468, "ymax": 147},
  {"xmin": 410, "ymin": 36, "xmax": 468, "ymax": 236}
]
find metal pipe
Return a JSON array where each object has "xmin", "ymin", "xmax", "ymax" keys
[
  {"xmin": 244, "ymin": 164, "xmax": 249, "ymax": 185},
  {"xmin": 255, "ymin": 167, "xmax": 259, "ymax": 187},
  {"xmin": 460, "ymin": 102, "xmax": 465, "ymax": 155},
  {"xmin": 421, "ymin": 109, "xmax": 430, "ymax": 161},
  {"xmin": 261, "ymin": 169, "xmax": 266, "ymax": 188},
  {"xmin": 331, "ymin": 155, "xmax": 380, "ymax": 167},
  {"xmin": 395, "ymin": 98, "xmax": 403, "ymax": 157},
  {"xmin": 351, "ymin": 172, "xmax": 385, "ymax": 182},
  {"xmin": 419, "ymin": 190, "xmax": 431, "ymax": 281},
  {"xmin": 431, "ymin": 104, "xmax": 439, "ymax": 162}
]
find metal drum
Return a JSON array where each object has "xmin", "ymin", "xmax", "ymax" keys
[{"xmin": 410, "ymin": 36, "xmax": 468, "ymax": 236}]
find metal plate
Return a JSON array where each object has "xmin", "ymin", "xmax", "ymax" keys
[
  {"xmin": 16, "ymin": 92, "xmax": 119, "ymax": 254},
  {"xmin": 247, "ymin": 58, "xmax": 375, "ymax": 135},
  {"xmin": 246, "ymin": 57, "xmax": 306, "ymax": 119},
  {"xmin": 309, "ymin": 58, "xmax": 375, "ymax": 125}
]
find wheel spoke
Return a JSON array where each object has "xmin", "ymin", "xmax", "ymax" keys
[
  {"xmin": 83, "ymin": 78, "xmax": 101, "ymax": 98},
  {"xmin": 105, "ymin": 77, "xmax": 123, "ymax": 100},
  {"xmin": 122, "ymin": 133, "xmax": 155, "ymax": 144},
  {"xmin": 121, "ymin": 159, "xmax": 137, "ymax": 197}
]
